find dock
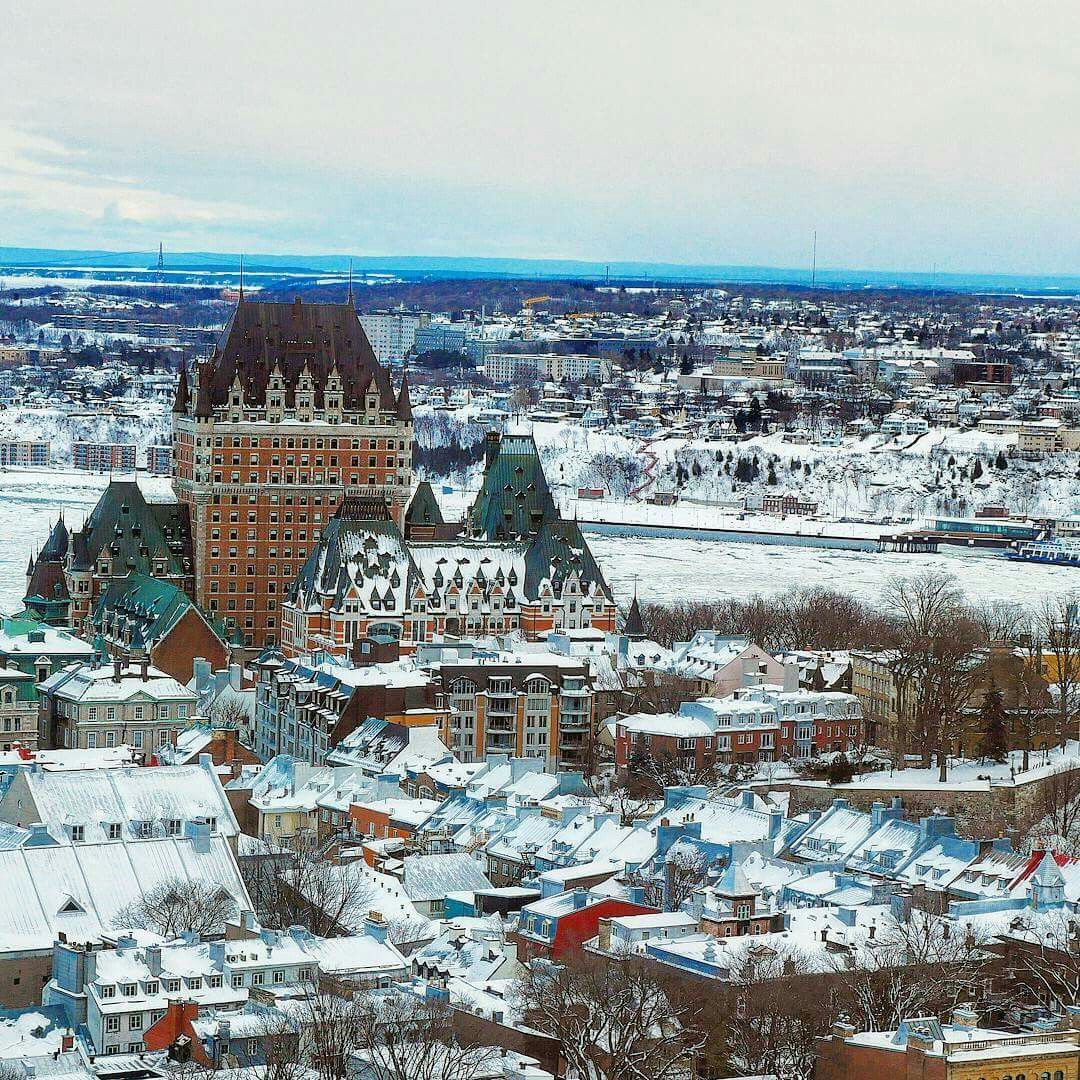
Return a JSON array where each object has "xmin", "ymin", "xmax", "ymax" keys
[{"xmin": 878, "ymin": 533, "xmax": 940, "ymax": 554}]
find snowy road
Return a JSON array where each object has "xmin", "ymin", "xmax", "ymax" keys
[{"xmin": 1, "ymin": 469, "xmax": 1077, "ymax": 617}]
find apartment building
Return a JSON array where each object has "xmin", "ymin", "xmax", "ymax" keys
[
  {"xmin": 147, "ymin": 444, "xmax": 172, "ymax": 475},
  {"xmin": 72, "ymin": 442, "xmax": 138, "ymax": 472},
  {"xmin": 437, "ymin": 655, "xmax": 595, "ymax": 768},
  {"xmin": 0, "ymin": 440, "xmax": 49, "ymax": 467},
  {"xmin": 359, "ymin": 309, "xmax": 428, "ymax": 363}
]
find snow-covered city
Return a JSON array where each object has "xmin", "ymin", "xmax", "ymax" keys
[{"xmin": 2, "ymin": 4, "xmax": 1080, "ymax": 1079}]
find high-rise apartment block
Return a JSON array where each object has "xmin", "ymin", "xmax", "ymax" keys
[{"xmin": 171, "ymin": 295, "xmax": 413, "ymax": 648}]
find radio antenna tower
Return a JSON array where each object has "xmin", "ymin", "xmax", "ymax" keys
[
  {"xmin": 156, "ymin": 241, "xmax": 164, "ymax": 282},
  {"xmin": 811, "ymin": 230, "xmax": 817, "ymax": 288}
]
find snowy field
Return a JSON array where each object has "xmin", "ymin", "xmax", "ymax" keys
[{"xmin": 1, "ymin": 467, "xmax": 1078, "ymax": 618}]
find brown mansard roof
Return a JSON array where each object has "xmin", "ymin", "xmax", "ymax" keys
[{"xmin": 197, "ymin": 296, "xmax": 396, "ymax": 413}]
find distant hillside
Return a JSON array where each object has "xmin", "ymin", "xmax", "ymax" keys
[{"xmin": 3, "ymin": 246, "xmax": 1080, "ymax": 294}]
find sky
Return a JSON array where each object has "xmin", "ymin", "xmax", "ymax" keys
[{"xmin": 3, "ymin": 0, "xmax": 1079, "ymax": 276}]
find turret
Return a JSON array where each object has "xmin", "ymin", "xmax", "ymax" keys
[{"xmin": 172, "ymin": 363, "xmax": 190, "ymax": 414}]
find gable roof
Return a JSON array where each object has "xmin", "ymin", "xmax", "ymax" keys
[
  {"xmin": 91, "ymin": 573, "xmax": 224, "ymax": 649},
  {"xmin": 4, "ymin": 762, "xmax": 239, "ymax": 844},
  {"xmin": 0, "ymin": 835, "xmax": 249, "ymax": 954}
]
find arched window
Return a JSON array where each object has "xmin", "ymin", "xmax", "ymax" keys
[{"xmin": 449, "ymin": 678, "xmax": 477, "ymax": 697}]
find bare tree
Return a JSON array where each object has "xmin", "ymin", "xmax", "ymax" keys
[
  {"xmin": 114, "ymin": 878, "xmax": 238, "ymax": 937},
  {"xmin": 1023, "ymin": 765, "xmax": 1080, "ymax": 855},
  {"xmin": 721, "ymin": 947, "xmax": 829, "ymax": 1080},
  {"xmin": 881, "ymin": 572, "xmax": 987, "ymax": 779},
  {"xmin": 241, "ymin": 830, "xmax": 375, "ymax": 936},
  {"xmin": 351, "ymin": 991, "xmax": 491, "ymax": 1080},
  {"xmin": 1038, "ymin": 594, "xmax": 1080, "ymax": 749},
  {"xmin": 516, "ymin": 955, "xmax": 703, "ymax": 1080},
  {"xmin": 996, "ymin": 911, "xmax": 1080, "ymax": 1011},
  {"xmin": 833, "ymin": 910, "xmax": 994, "ymax": 1031}
]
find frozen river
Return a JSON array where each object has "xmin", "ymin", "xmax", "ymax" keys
[
  {"xmin": 587, "ymin": 532, "xmax": 1080, "ymax": 609},
  {"xmin": 1, "ymin": 469, "xmax": 1077, "ymax": 616}
]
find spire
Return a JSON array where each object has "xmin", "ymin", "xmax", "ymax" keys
[
  {"xmin": 624, "ymin": 588, "xmax": 645, "ymax": 641},
  {"xmin": 395, "ymin": 367, "xmax": 412, "ymax": 421},
  {"xmin": 172, "ymin": 362, "xmax": 190, "ymax": 414}
]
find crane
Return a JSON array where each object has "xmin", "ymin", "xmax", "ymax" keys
[{"xmin": 521, "ymin": 295, "xmax": 552, "ymax": 340}]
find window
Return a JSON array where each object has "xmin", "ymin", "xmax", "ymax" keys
[
  {"xmin": 128, "ymin": 1014, "xmax": 143, "ymax": 1031},
  {"xmin": 232, "ymin": 973, "xmax": 244, "ymax": 989},
  {"xmin": 145, "ymin": 981, "xmax": 158, "ymax": 995},
  {"xmin": 272, "ymin": 970, "xmax": 285, "ymax": 984},
  {"xmin": 105, "ymin": 1016, "xmax": 120, "ymax": 1033},
  {"xmin": 208, "ymin": 975, "xmax": 222, "ymax": 988},
  {"xmin": 69, "ymin": 824, "xmax": 84, "ymax": 842},
  {"xmin": 100, "ymin": 984, "xmax": 116, "ymax": 999},
  {"xmin": 251, "ymin": 971, "xmax": 265, "ymax": 986},
  {"xmin": 121, "ymin": 982, "xmax": 136, "ymax": 996}
]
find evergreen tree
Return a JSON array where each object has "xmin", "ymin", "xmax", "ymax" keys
[
  {"xmin": 972, "ymin": 458, "xmax": 983, "ymax": 479},
  {"xmin": 827, "ymin": 753, "xmax": 854, "ymax": 785},
  {"xmin": 766, "ymin": 463, "xmax": 778, "ymax": 485},
  {"xmin": 978, "ymin": 685, "xmax": 1010, "ymax": 763},
  {"xmin": 995, "ymin": 451, "xmax": 1008, "ymax": 470},
  {"xmin": 748, "ymin": 396, "xmax": 762, "ymax": 430}
]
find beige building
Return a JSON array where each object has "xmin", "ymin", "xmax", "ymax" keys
[{"xmin": 38, "ymin": 659, "xmax": 198, "ymax": 761}]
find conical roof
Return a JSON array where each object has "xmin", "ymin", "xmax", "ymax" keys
[{"xmin": 624, "ymin": 593, "xmax": 645, "ymax": 640}]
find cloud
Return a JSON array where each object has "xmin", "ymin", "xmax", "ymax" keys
[{"xmin": 0, "ymin": 125, "xmax": 278, "ymax": 243}]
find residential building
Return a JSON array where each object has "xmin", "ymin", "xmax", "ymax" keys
[
  {"xmin": 251, "ymin": 647, "xmax": 444, "ymax": 764},
  {"xmin": 0, "ymin": 440, "xmax": 49, "ymax": 467},
  {"xmin": 436, "ymin": 655, "xmax": 595, "ymax": 768},
  {"xmin": 815, "ymin": 1013, "xmax": 1080, "ymax": 1080},
  {"xmin": 614, "ymin": 686, "xmax": 864, "ymax": 774},
  {"xmin": 0, "ymin": 826, "xmax": 249, "ymax": 1008},
  {"xmin": 171, "ymin": 295, "xmax": 414, "ymax": 648},
  {"xmin": 0, "ymin": 617, "xmax": 94, "ymax": 752},
  {"xmin": 0, "ymin": 759, "xmax": 239, "ymax": 846},
  {"xmin": 88, "ymin": 573, "xmax": 228, "ymax": 682},
  {"xmin": 662, "ymin": 633, "xmax": 784, "ymax": 696},
  {"xmin": 72, "ymin": 442, "xmax": 137, "ymax": 472},
  {"xmin": 38, "ymin": 659, "xmax": 198, "ymax": 761},
  {"xmin": 47, "ymin": 916, "xmax": 407, "ymax": 1053}
]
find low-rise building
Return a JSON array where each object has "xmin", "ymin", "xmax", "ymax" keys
[{"xmin": 38, "ymin": 659, "xmax": 198, "ymax": 761}]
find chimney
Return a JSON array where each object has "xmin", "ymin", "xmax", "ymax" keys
[
  {"xmin": 768, "ymin": 807, "xmax": 784, "ymax": 840},
  {"xmin": 184, "ymin": 817, "xmax": 211, "ymax": 854},
  {"xmin": 193, "ymin": 657, "xmax": 211, "ymax": 692},
  {"xmin": 363, "ymin": 910, "xmax": 388, "ymax": 943},
  {"xmin": 228, "ymin": 663, "xmax": 242, "ymax": 691},
  {"xmin": 782, "ymin": 659, "xmax": 800, "ymax": 693},
  {"xmin": 138, "ymin": 656, "xmax": 149, "ymax": 682},
  {"xmin": 112, "ymin": 658, "xmax": 123, "ymax": 683},
  {"xmin": 572, "ymin": 888, "xmax": 588, "ymax": 910},
  {"xmin": 146, "ymin": 945, "xmax": 162, "ymax": 975}
]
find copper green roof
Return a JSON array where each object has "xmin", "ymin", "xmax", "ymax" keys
[{"xmin": 467, "ymin": 434, "xmax": 560, "ymax": 541}]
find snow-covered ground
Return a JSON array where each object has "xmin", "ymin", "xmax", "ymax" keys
[{"xmin": 0, "ymin": 401, "xmax": 169, "ymax": 463}]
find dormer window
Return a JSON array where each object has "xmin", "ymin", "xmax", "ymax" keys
[
  {"xmin": 68, "ymin": 824, "xmax": 84, "ymax": 842},
  {"xmin": 99, "ymin": 984, "xmax": 116, "ymax": 999},
  {"xmin": 121, "ymin": 982, "xmax": 137, "ymax": 997}
]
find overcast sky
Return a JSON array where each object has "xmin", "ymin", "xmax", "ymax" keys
[{"xmin": 3, "ymin": 0, "xmax": 1078, "ymax": 274}]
